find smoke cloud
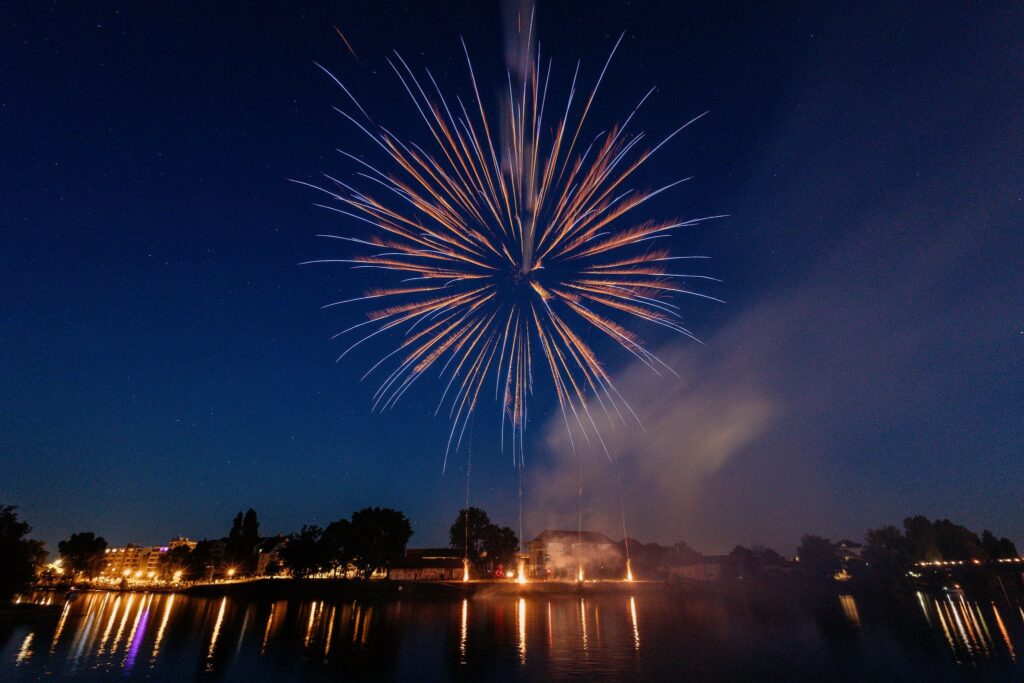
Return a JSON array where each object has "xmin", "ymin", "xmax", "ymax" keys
[{"xmin": 527, "ymin": 199, "xmax": 1021, "ymax": 553}]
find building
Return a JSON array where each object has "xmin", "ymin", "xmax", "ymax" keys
[
  {"xmin": 255, "ymin": 536, "xmax": 288, "ymax": 576},
  {"xmin": 102, "ymin": 544, "xmax": 169, "ymax": 580},
  {"xmin": 834, "ymin": 540, "xmax": 864, "ymax": 563},
  {"xmin": 168, "ymin": 536, "xmax": 197, "ymax": 551},
  {"xmin": 389, "ymin": 548, "xmax": 464, "ymax": 580},
  {"xmin": 100, "ymin": 537, "xmax": 199, "ymax": 581},
  {"xmin": 528, "ymin": 530, "xmax": 621, "ymax": 578}
]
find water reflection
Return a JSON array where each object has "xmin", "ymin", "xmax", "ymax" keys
[
  {"xmin": 991, "ymin": 603, "xmax": 1016, "ymax": 661},
  {"xmin": 122, "ymin": 594, "xmax": 151, "ymax": 671},
  {"xmin": 206, "ymin": 596, "xmax": 227, "ymax": 667},
  {"xmin": 579, "ymin": 597, "xmax": 589, "ymax": 654},
  {"xmin": 838, "ymin": 594, "xmax": 861, "ymax": 627},
  {"xmin": 151, "ymin": 594, "xmax": 174, "ymax": 661},
  {"xmin": 910, "ymin": 590, "xmax": 1024, "ymax": 665},
  {"xmin": 3, "ymin": 588, "xmax": 1023, "ymax": 680},
  {"xmin": 15, "ymin": 632, "xmax": 32, "ymax": 665},
  {"xmin": 459, "ymin": 598, "xmax": 468, "ymax": 664},
  {"xmin": 517, "ymin": 597, "xmax": 527, "ymax": 663},
  {"xmin": 629, "ymin": 595, "xmax": 640, "ymax": 651}
]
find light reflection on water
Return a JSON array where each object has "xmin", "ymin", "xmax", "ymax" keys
[
  {"xmin": 909, "ymin": 590, "xmax": 1022, "ymax": 666},
  {"xmin": 2, "ymin": 588, "xmax": 1024, "ymax": 680}
]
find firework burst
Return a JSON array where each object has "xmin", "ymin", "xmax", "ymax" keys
[{"xmin": 299, "ymin": 29, "xmax": 722, "ymax": 467}]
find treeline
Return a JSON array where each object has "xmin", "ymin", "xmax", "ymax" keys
[
  {"xmin": 159, "ymin": 507, "xmax": 415, "ymax": 581},
  {"xmin": 1, "ymin": 503, "xmax": 418, "ymax": 591},
  {"xmin": 448, "ymin": 507, "xmax": 519, "ymax": 575},
  {"xmin": 0, "ymin": 505, "xmax": 47, "ymax": 603},
  {"xmin": 719, "ymin": 516, "xmax": 1020, "ymax": 590},
  {"xmin": 861, "ymin": 515, "xmax": 1018, "ymax": 588},
  {"xmin": 3, "ymin": 500, "xmax": 1020, "ymax": 603},
  {"xmin": 275, "ymin": 507, "xmax": 413, "ymax": 579}
]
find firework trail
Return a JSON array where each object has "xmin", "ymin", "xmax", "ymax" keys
[{"xmin": 300, "ymin": 20, "xmax": 722, "ymax": 470}]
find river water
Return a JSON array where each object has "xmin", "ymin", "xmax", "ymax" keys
[{"xmin": 2, "ymin": 587, "xmax": 1023, "ymax": 680}]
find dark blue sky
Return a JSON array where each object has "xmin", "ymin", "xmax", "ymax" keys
[{"xmin": 2, "ymin": 2, "xmax": 1021, "ymax": 554}]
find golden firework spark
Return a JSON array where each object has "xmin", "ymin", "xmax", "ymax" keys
[{"xmin": 300, "ymin": 30, "xmax": 722, "ymax": 465}]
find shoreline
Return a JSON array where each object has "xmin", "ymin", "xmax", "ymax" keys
[
  {"xmin": 181, "ymin": 577, "xmax": 665, "ymax": 601},
  {"xmin": 29, "ymin": 577, "xmax": 670, "ymax": 602}
]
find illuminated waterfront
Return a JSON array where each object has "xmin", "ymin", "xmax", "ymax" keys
[{"xmin": 3, "ymin": 589, "xmax": 1024, "ymax": 680}]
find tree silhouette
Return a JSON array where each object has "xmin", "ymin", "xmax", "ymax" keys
[
  {"xmin": 797, "ymin": 535, "xmax": 840, "ymax": 581},
  {"xmin": 448, "ymin": 508, "xmax": 519, "ymax": 574},
  {"xmin": 320, "ymin": 519, "xmax": 354, "ymax": 577},
  {"xmin": 280, "ymin": 525, "xmax": 324, "ymax": 578},
  {"xmin": 58, "ymin": 532, "xmax": 108, "ymax": 579},
  {"xmin": 484, "ymin": 525, "xmax": 520, "ymax": 568},
  {"xmin": 0, "ymin": 505, "xmax": 47, "ymax": 602},
  {"xmin": 158, "ymin": 545, "xmax": 193, "ymax": 581},
  {"xmin": 449, "ymin": 507, "xmax": 492, "ymax": 560},
  {"xmin": 863, "ymin": 525, "xmax": 913, "ymax": 588},
  {"xmin": 981, "ymin": 530, "xmax": 1018, "ymax": 559},
  {"xmin": 226, "ymin": 508, "xmax": 261, "ymax": 573},
  {"xmin": 350, "ymin": 507, "xmax": 412, "ymax": 578}
]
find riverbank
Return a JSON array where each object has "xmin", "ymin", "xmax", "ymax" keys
[{"xmin": 181, "ymin": 577, "xmax": 664, "ymax": 601}]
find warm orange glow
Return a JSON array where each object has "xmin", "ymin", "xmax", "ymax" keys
[
  {"xmin": 300, "ymin": 40, "xmax": 717, "ymax": 460},
  {"xmin": 517, "ymin": 597, "xmax": 527, "ymax": 662},
  {"xmin": 227, "ymin": 568, "xmax": 236, "ymax": 578},
  {"xmin": 629, "ymin": 596, "xmax": 640, "ymax": 651},
  {"xmin": 577, "ymin": 565, "xmax": 585, "ymax": 582},
  {"xmin": 625, "ymin": 559, "xmax": 634, "ymax": 582},
  {"xmin": 459, "ymin": 599, "xmax": 468, "ymax": 664},
  {"xmin": 517, "ymin": 558, "xmax": 528, "ymax": 584},
  {"xmin": 462, "ymin": 558, "xmax": 470, "ymax": 583},
  {"xmin": 992, "ymin": 603, "xmax": 1016, "ymax": 661},
  {"xmin": 839, "ymin": 594, "xmax": 861, "ymax": 627}
]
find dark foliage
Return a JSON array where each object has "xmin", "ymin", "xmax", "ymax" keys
[
  {"xmin": 280, "ymin": 525, "xmax": 325, "ymax": 578},
  {"xmin": 226, "ymin": 508, "xmax": 261, "ymax": 573},
  {"xmin": 862, "ymin": 516, "xmax": 1020, "ymax": 589},
  {"xmin": 350, "ymin": 507, "xmax": 413, "ymax": 578},
  {"xmin": 797, "ymin": 535, "xmax": 841, "ymax": 581},
  {"xmin": 448, "ymin": 508, "xmax": 519, "ymax": 574},
  {"xmin": 320, "ymin": 519, "xmax": 354, "ymax": 576},
  {"xmin": 158, "ymin": 545, "xmax": 194, "ymax": 580},
  {"xmin": 449, "ymin": 507, "xmax": 492, "ymax": 561},
  {"xmin": 58, "ymin": 532, "xmax": 108, "ymax": 579},
  {"xmin": 0, "ymin": 505, "xmax": 47, "ymax": 602}
]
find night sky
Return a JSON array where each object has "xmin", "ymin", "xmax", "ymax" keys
[{"xmin": 2, "ymin": 2, "xmax": 1022, "ymax": 555}]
